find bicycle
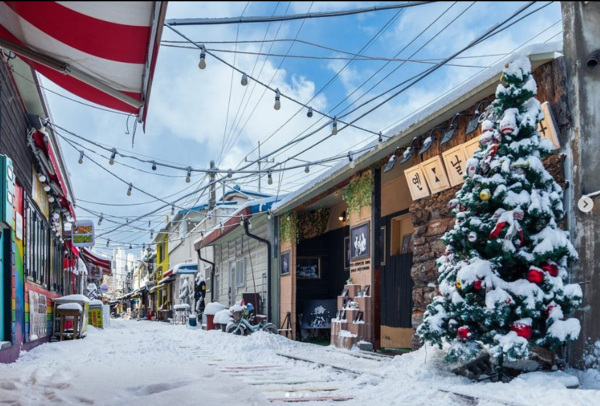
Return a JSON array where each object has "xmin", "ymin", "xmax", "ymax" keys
[{"xmin": 226, "ymin": 305, "xmax": 278, "ymax": 336}]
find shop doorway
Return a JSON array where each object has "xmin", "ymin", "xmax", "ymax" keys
[{"xmin": 380, "ymin": 212, "xmax": 414, "ymax": 349}]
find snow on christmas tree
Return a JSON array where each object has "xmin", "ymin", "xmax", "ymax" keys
[{"xmin": 416, "ymin": 56, "xmax": 582, "ymax": 365}]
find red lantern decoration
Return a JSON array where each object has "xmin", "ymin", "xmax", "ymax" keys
[
  {"xmin": 542, "ymin": 263, "xmax": 559, "ymax": 277},
  {"xmin": 474, "ymin": 280, "xmax": 483, "ymax": 290},
  {"xmin": 527, "ymin": 269, "xmax": 544, "ymax": 284},
  {"xmin": 511, "ymin": 322, "xmax": 532, "ymax": 339},
  {"xmin": 457, "ymin": 326, "xmax": 471, "ymax": 340}
]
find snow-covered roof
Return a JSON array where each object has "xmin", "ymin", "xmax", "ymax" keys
[
  {"xmin": 272, "ymin": 42, "xmax": 563, "ymax": 215},
  {"xmin": 193, "ymin": 195, "xmax": 284, "ymax": 248}
]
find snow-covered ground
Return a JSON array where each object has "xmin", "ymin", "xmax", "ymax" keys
[{"xmin": 0, "ymin": 320, "xmax": 598, "ymax": 405}]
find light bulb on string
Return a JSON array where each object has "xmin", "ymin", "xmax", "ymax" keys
[
  {"xmin": 198, "ymin": 45, "xmax": 207, "ymax": 69},
  {"xmin": 274, "ymin": 89, "xmax": 281, "ymax": 110},
  {"xmin": 219, "ymin": 221, "xmax": 224, "ymax": 230},
  {"xmin": 307, "ymin": 107, "xmax": 313, "ymax": 118},
  {"xmin": 148, "ymin": 220, "xmax": 151, "ymax": 228},
  {"xmin": 171, "ymin": 205, "xmax": 175, "ymax": 216},
  {"xmin": 227, "ymin": 169, "xmax": 233, "ymax": 178},
  {"xmin": 78, "ymin": 151, "xmax": 84, "ymax": 164},
  {"xmin": 38, "ymin": 174, "xmax": 46, "ymax": 183},
  {"xmin": 106, "ymin": 239, "xmax": 110, "ymax": 247},
  {"xmin": 348, "ymin": 152, "xmax": 355, "ymax": 169},
  {"xmin": 241, "ymin": 73, "xmax": 248, "ymax": 86},
  {"xmin": 305, "ymin": 165, "xmax": 310, "ymax": 173},
  {"xmin": 109, "ymin": 148, "xmax": 116, "ymax": 165},
  {"xmin": 248, "ymin": 219, "xmax": 252, "ymax": 229},
  {"xmin": 129, "ymin": 244, "xmax": 132, "ymax": 250},
  {"xmin": 186, "ymin": 167, "xmax": 192, "ymax": 183},
  {"xmin": 267, "ymin": 210, "xmax": 272, "ymax": 220},
  {"xmin": 98, "ymin": 214, "xmax": 103, "ymax": 226},
  {"xmin": 48, "ymin": 196, "xmax": 55, "ymax": 203},
  {"xmin": 127, "ymin": 183, "xmax": 133, "ymax": 196},
  {"xmin": 331, "ymin": 117, "xmax": 338, "ymax": 135},
  {"xmin": 378, "ymin": 132, "xmax": 384, "ymax": 150},
  {"xmin": 267, "ymin": 170, "xmax": 273, "ymax": 185},
  {"xmin": 44, "ymin": 185, "xmax": 51, "ymax": 192},
  {"xmin": 152, "ymin": 161, "xmax": 157, "ymax": 171},
  {"xmin": 150, "ymin": 229, "xmax": 154, "ymax": 239}
]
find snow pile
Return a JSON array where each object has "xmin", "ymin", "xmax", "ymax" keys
[
  {"xmin": 204, "ymin": 302, "xmax": 227, "ymax": 315},
  {"xmin": 57, "ymin": 303, "xmax": 82, "ymax": 312}
]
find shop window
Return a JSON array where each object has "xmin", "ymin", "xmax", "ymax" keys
[
  {"xmin": 24, "ymin": 199, "xmax": 51, "ymax": 287},
  {"xmin": 390, "ymin": 214, "xmax": 415, "ymax": 256},
  {"xmin": 235, "ymin": 259, "xmax": 245, "ymax": 288}
]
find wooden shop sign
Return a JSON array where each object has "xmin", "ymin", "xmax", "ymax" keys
[
  {"xmin": 420, "ymin": 156, "xmax": 451, "ymax": 195},
  {"xmin": 441, "ymin": 144, "xmax": 469, "ymax": 187},
  {"xmin": 404, "ymin": 165, "xmax": 430, "ymax": 201}
]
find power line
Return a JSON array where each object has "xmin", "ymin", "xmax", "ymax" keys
[{"xmin": 165, "ymin": 1, "xmax": 435, "ymax": 26}]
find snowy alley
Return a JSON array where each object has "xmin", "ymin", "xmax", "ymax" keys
[{"xmin": 1, "ymin": 320, "xmax": 599, "ymax": 406}]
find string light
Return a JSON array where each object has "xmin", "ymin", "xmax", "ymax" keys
[
  {"xmin": 106, "ymin": 239, "xmax": 110, "ymax": 247},
  {"xmin": 227, "ymin": 169, "xmax": 233, "ymax": 178},
  {"xmin": 274, "ymin": 88, "xmax": 281, "ymax": 110},
  {"xmin": 307, "ymin": 106, "xmax": 313, "ymax": 118},
  {"xmin": 150, "ymin": 229, "xmax": 154, "ymax": 239},
  {"xmin": 127, "ymin": 183, "xmax": 133, "ymax": 196},
  {"xmin": 49, "ymin": 196, "xmax": 55, "ymax": 203},
  {"xmin": 152, "ymin": 161, "xmax": 157, "ymax": 171},
  {"xmin": 267, "ymin": 170, "xmax": 273, "ymax": 185},
  {"xmin": 44, "ymin": 185, "xmax": 51, "ymax": 192},
  {"xmin": 171, "ymin": 205, "xmax": 175, "ymax": 216},
  {"xmin": 38, "ymin": 174, "xmax": 46, "ymax": 182},
  {"xmin": 267, "ymin": 210, "xmax": 272, "ymax": 220},
  {"xmin": 378, "ymin": 132, "xmax": 384, "ymax": 150},
  {"xmin": 305, "ymin": 164, "xmax": 310, "ymax": 173},
  {"xmin": 219, "ymin": 221, "xmax": 224, "ymax": 230},
  {"xmin": 109, "ymin": 148, "xmax": 116, "ymax": 165},
  {"xmin": 241, "ymin": 73, "xmax": 248, "ymax": 86},
  {"xmin": 248, "ymin": 219, "xmax": 252, "ymax": 229},
  {"xmin": 129, "ymin": 244, "xmax": 132, "ymax": 249},
  {"xmin": 77, "ymin": 150, "xmax": 85, "ymax": 164},
  {"xmin": 98, "ymin": 213, "xmax": 103, "ymax": 226},
  {"xmin": 148, "ymin": 220, "xmax": 151, "ymax": 227},
  {"xmin": 348, "ymin": 151, "xmax": 355, "ymax": 169},
  {"xmin": 200, "ymin": 230, "xmax": 205, "ymax": 238},
  {"xmin": 186, "ymin": 167, "xmax": 192, "ymax": 183},
  {"xmin": 332, "ymin": 117, "xmax": 338, "ymax": 135},
  {"xmin": 198, "ymin": 45, "xmax": 207, "ymax": 69},
  {"xmin": 53, "ymin": 212, "xmax": 60, "ymax": 221}
]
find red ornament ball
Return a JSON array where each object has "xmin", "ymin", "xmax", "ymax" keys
[
  {"xmin": 542, "ymin": 263, "xmax": 559, "ymax": 277},
  {"xmin": 457, "ymin": 326, "xmax": 471, "ymax": 340},
  {"xmin": 511, "ymin": 322, "xmax": 533, "ymax": 340},
  {"xmin": 527, "ymin": 269, "xmax": 545, "ymax": 284},
  {"xmin": 474, "ymin": 280, "xmax": 483, "ymax": 290},
  {"xmin": 545, "ymin": 305, "xmax": 556, "ymax": 317}
]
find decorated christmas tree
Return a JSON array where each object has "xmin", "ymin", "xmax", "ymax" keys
[{"xmin": 416, "ymin": 56, "xmax": 582, "ymax": 367}]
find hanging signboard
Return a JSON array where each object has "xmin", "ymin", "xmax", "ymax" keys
[
  {"xmin": 72, "ymin": 220, "xmax": 95, "ymax": 247},
  {"xmin": 420, "ymin": 156, "xmax": 451, "ymax": 195},
  {"xmin": 90, "ymin": 265, "xmax": 103, "ymax": 280},
  {"xmin": 441, "ymin": 144, "xmax": 468, "ymax": 187},
  {"xmin": 404, "ymin": 165, "xmax": 430, "ymax": 201}
]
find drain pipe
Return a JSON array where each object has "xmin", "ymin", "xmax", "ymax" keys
[
  {"xmin": 243, "ymin": 219, "xmax": 271, "ymax": 322},
  {"xmin": 196, "ymin": 249, "xmax": 216, "ymax": 303}
]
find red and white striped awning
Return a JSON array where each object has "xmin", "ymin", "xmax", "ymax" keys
[
  {"xmin": 0, "ymin": 1, "xmax": 167, "ymax": 126},
  {"xmin": 80, "ymin": 248, "xmax": 112, "ymax": 276}
]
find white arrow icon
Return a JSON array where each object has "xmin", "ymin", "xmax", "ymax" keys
[{"xmin": 578, "ymin": 195, "xmax": 594, "ymax": 213}]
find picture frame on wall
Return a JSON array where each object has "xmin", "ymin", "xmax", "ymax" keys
[
  {"xmin": 350, "ymin": 221, "xmax": 370, "ymax": 261},
  {"xmin": 344, "ymin": 237, "xmax": 350, "ymax": 269},
  {"xmin": 281, "ymin": 251, "xmax": 291, "ymax": 276},
  {"xmin": 363, "ymin": 285, "xmax": 370, "ymax": 297},
  {"xmin": 380, "ymin": 226, "xmax": 387, "ymax": 266},
  {"xmin": 296, "ymin": 257, "xmax": 321, "ymax": 279}
]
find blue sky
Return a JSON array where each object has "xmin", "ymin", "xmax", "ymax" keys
[{"xmin": 40, "ymin": 1, "xmax": 563, "ymax": 256}]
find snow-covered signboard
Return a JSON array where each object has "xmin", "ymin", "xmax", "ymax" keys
[
  {"xmin": 404, "ymin": 165, "xmax": 430, "ymax": 201},
  {"xmin": 442, "ymin": 144, "xmax": 468, "ymax": 187},
  {"xmin": 420, "ymin": 156, "xmax": 451, "ymax": 195},
  {"xmin": 28, "ymin": 291, "xmax": 48, "ymax": 341}
]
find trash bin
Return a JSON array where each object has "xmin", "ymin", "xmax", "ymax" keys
[
  {"xmin": 187, "ymin": 314, "xmax": 199, "ymax": 329},
  {"xmin": 206, "ymin": 314, "xmax": 215, "ymax": 330}
]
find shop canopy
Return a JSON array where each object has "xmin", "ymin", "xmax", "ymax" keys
[
  {"xmin": 80, "ymin": 248, "xmax": 112, "ymax": 276},
  {"xmin": 0, "ymin": 1, "xmax": 167, "ymax": 126}
]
